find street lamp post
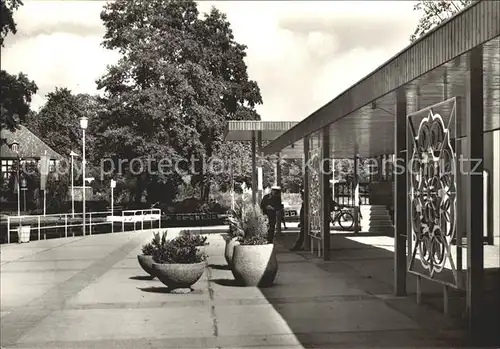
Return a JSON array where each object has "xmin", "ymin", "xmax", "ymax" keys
[
  {"xmin": 70, "ymin": 151, "xmax": 78, "ymax": 218},
  {"xmin": 21, "ymin": 178, "xmax": 27, "ymax": 211},
  {"xmin": 110, "ymin": 179, "xmax": 116, "ymax": 233},
  {"xmin": 8, "ymin": 141, "xmax": 21, "ymax": 217},
  {"xmin": 80, "ymin": 117, "xmax": 88, "ymax": 236},
  {"xmin": 9, "ymin": 141, "xmax": 21, "ymax": 217}
]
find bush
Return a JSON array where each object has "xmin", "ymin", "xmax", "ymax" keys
[
  {"xmin": 199, "ymin": 200, "xmax": 229, "ymax": 214},
  {"xmin": 141, "ymin": 231, "xmax": 164, "ymax": 255},
  {"xmin": 170, "ymin": 197, "xmax": 230, "ymax": 214},
  {"xmin": 179, "ymin": 230, "xmax": 208, "ymax": 246},
  {"xmin": 151, "ymin": 231, "xmax": 207, "ymax": 264},
  {"xmin": 239, "ymin": 235, "xmax": 268, "ymax": 245},
  {"xmin": 172, "ymin": 197, "xmax": 203, "ymax": 213}
]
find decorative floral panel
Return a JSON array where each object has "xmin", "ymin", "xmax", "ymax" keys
[
  {"xmin": 308, "ymin": 135, "xmax": 321, "ymax": 237},
  {"xmin": 407, "ymin": 97, "xmax": 460, "ymax": 287}
]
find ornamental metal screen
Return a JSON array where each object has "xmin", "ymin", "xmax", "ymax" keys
[
  {"xmin": 308, "ymin": 134, "xmax": 321, "ymax": 239},
  {"xmin": 407, "ymin": 97, "xmax": 462, "ymax": 288}
]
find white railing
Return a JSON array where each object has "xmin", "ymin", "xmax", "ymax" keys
[
  {"xmin": 120, "ymin": 209, "xmax": 162, "ymax": 233},
  {"xmin": 4, "ymin": 209, "xmax": 161, "ymax": 244}
]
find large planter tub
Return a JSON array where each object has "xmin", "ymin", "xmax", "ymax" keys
[
  {"xmin": 152, "ymin": 261, "xmax": 206, "ymax": 293},
  {"xmin": 137, "ymin": 254, "xmax": 155, "ymax": 277},
  {"xmin": 224, "ymin": 237, "xmax": 240, "ymax": 268},
  {"xmin": 231, "ymin": 244, "xmax": 278, "ymax": 287}
]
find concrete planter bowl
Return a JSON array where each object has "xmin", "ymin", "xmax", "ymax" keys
[
  {"xmin": 224, "ymin": 237, "xmax": 240, "ymax": 268},
  {"xmin": 231, "ymin": 244, "xmax": 278, "ymax": 287},
  {"xmin": 137, "ymin": 254, "xmax": 155, "ymax": 277},
  {"xmin": 152, "ymin": 261, "xmax": 206, "ymax": 293}
]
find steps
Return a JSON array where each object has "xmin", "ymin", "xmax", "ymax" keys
[{"xmin": 359, "ymin": 205, "xmax": 394, "ymax": 235}]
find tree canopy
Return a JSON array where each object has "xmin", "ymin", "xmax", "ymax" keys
[
  {"xmin": 410, "ymin": 0, "xmax": 473, "ymax": 42},
  {"xmin": 96, "ymin": 0, "xmax": 263, "ymax": 202},
  {"xmin": 26, "ymin": 88, "xmax": 102, "ymax": 161},
  {"xmin": 0, "ymin": 0, "xmax": 23, "ymax": 47},
  {"xmin": 0, "ymin": 0, "xmax": 38, "ymax": 145}
]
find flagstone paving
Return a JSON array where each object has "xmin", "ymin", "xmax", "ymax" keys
[{"xmin": 1, "ymin": 229, "xmax": 464, "ymax": 348}]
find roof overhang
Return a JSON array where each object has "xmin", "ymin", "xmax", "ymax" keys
[
  {"xmin": 224, "ymin": 121, "xmax": 298, "ymax": 142},
  {"xmin": 262, "ymin": 0, "xmax": 500, "ymax": 156}
]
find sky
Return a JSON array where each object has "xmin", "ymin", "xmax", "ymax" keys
[{"xmin": 1, "ymin": 1, "xmax": 422, "ymax": 122}]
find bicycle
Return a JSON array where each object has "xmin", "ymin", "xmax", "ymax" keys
[{"xmin": 329, "ymin": 205, "xmax": 357, "ymax": 230}]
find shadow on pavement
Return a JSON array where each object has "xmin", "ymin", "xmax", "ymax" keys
[
  {"xmin": 138, "ymin": 286, "xmax": 171, "ymax": 293},
  {"xmin": 211, "ymin": 278, "xmax": 244, "ymax": 287},
  {"xmin": 211, "ymin": 230, "xmax": 499, "ymax": 348},
  {"xmin": 208, "ymin": 264, "xmax": 231, "ymax": 270},
  {"xmin": 271, "ymin": 231, "xmax": 500, "ymax": 348},
  {"xmin": 129, "ymin": 275, "xmax": 155, "ymax": 281}
]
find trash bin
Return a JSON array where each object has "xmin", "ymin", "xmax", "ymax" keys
[{"xmin": 17, "ymin": 226, "xmax": 31, "ymax": 243}]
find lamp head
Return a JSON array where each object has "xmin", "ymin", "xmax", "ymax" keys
[
  {"xmin": 9, "ymin": 141, "xmax": 20, "ymax": 154},
  {"xmin": 80, "ymin": 117, "xmax": 88, "ymax": 130},
  {"xmin": 70, "ymin": 150, "xmax": 78, "ymax": 157}
]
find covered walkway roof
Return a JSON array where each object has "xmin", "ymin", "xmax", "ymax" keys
[
  {"xmin": 224, "ymin": 121, "xmax": 297, "ymax": 142},
  {"xmin": 224, "ymin": 120, "xmax": 304, "ymax": 158},
  {"xmin": 262, "ymin": 0, "xmax": 500, "ymax": 158}
]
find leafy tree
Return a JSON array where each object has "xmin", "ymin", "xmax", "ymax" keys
[
  {"xmin": 97, "ymin": 0, "xmax": 262, "ymax": 204},
  {"xmin": 410, "ymin": 0, "xmax": 473, "ymax": 42},
  {"xmin": 1, "ymin": 71, "xmax": 38, "ymax": 134},
  {"xmin": 209, "ymin": 141, "xmax": 278, "ymax": 193},
  {"xmin": 280, "ymin": 158, "xmax": 302, "ymax": 193},
  {"xmin": 190, "ymin": 7, "xmax": 262, "ymax": 199},
  {"xmin": 27, "ymin": 88, "xmax": 102, "ymax": 162},
  {"xmin": 0, "ymin": 0, "xmax": 38, "ymax": 145},
  {"xmin": 0, "ymin": 0, "xmax": 23, "ymax": 47}
]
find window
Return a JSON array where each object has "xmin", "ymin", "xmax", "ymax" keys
[{"xmin": 1, "ymin": 160, "xmax": 14, "ymax": 179}]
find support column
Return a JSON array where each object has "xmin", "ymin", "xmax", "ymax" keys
[
  {"xmin": 251, "ymin": 131, "xmax": 257, "ymax": 206},
  {"xmin": 303, "ymin": 136, "xmax": 311, "ymax": 250},
  {"xmin": 275, "ymin": 153, "xmax": 282, "ymax": 187},
  {"xmin": 353, "ymin": 155, "xmax": 360, "ymax": 233},
  {"xmin": 483, "ymin": 132, "xmax": 494, "ymax": 245},
  {"xmin": 494, "ymin": 131, "xmax": 500, "ymax": 244},
  {"xmin": 276, "ymin": 153, "xmax": 282, "ymax": 236},
  {"xmin": 377, "ymin": 155, "xmax": 383, "ymax": 181},
  {"xmin": 466, "ymin": 45, "xmax": 484, "ymax": 340},
  {"xmin": 257, "ymin": 131, "xmax": 263, "ymax": 204},
  {"xmin": 321, "ymin": 127, "xmax": 331, "ymax": 261},
  {"xmin": 395, "ymin": 87, "xmax": 407, "ymax": 296}
]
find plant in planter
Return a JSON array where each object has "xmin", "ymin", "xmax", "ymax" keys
[
  {"xmin": 179, "ymin": 230, "xmax": 209, "ymax": 248},
  {"xmin": 137, "ymin": 231, "xmax": 163, "ymax": 278},
  {"xmin": 224, "ymin": 214, "xmax": 245, "ymax": 268},
  {"xmin": 151, "ymin": 232, "xmax": 207, "ymax": 293},
  {"xmin": 231, "ymin": 205, "xmax": 278, "ymax": 287}
]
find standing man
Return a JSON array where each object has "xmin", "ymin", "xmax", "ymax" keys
[
  {"xmin": 260, "ymin": 186, "xmax": 281, "ymax": 243},
  {"xmin": 291, "ymin": 189, "xmax": 305, "ymax": 251}
]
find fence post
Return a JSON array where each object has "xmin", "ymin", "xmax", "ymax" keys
[
  {"xmin": 89, "ymin": 213, "xmax": 92, "ymax": 235},
  {"xmin": 122, "ymin": 211, "xmax": 125, "ymax": 232},
  {"xmin": 65, "ymin": 214, "xmax": 68, "ymax": 238},
  {"xmin": 141, "ymin": 210, "xmax": 144, "ymax": 231},
  {"xmin": 7, "ymin": 217, "xmax": 10, "ymax": 244},
  {"xmin": 158, "ymin": 209, "xmax": 161, "ymax": 231},
  {"xmin": 38, "ymin": 216, "xmax": 41, "ymax": 240},
  {"xmin": 111, "ymin": 211, "xmax": 114, "ymax": 233}
]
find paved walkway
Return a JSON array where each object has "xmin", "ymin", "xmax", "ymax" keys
[{"xmin": 1, "ymin": 229, "xmax": 464, "ymax": 348}]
